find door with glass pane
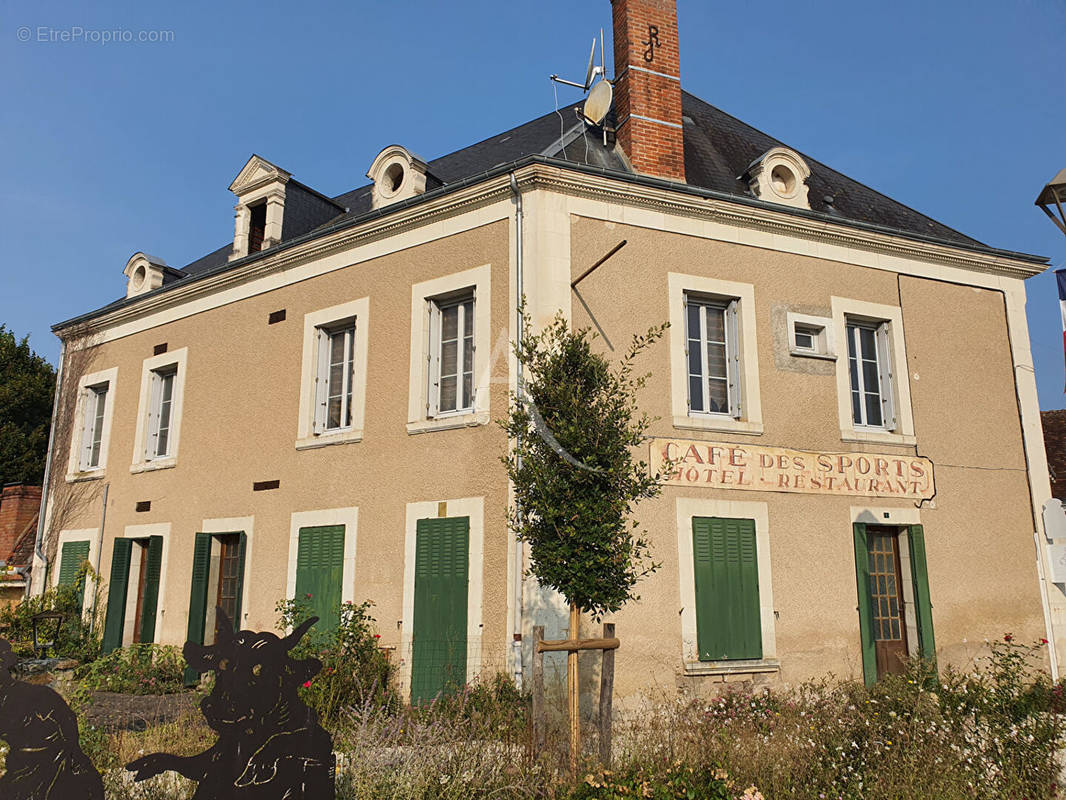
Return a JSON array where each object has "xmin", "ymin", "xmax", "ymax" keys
[{"xmin": 867, "ymin": 526, "xmax": 909, "ymax": 678}]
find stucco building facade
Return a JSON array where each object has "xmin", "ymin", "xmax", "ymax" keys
[{"xmin": 33, "ymin": 0, "xmax": 1061, "ymax": 701}]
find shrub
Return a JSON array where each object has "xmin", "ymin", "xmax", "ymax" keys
[
  {"xmin": 569, "ymin": 763, "xmax": 734, "ymax": 800},
  {"xmin": 276, "ymin": 597, "xmax": 396, "ymax": 723},
  {"xmin": 0, "ymin": 579, "xmax": 99, "ymax": 662},
  {"xmin": 76, "ymin": 644, "xmax": 186, "ymax": 695},
  {"xmin": 411, "ymin": 672, "xmax": 530, "ymax": 743}
]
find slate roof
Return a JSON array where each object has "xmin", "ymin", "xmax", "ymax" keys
[{"xmin": 56, "ymin": 90, "xmax": 1045, "ymax": 330}]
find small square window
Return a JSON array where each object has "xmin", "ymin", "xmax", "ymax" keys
[{"xmin": 787, "ymin": 313, "xmax": 834, "ymax": 359}]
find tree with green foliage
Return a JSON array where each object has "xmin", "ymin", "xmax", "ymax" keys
[
  {"xmin": 501, "ymin": 313, "xmax": 670, "ymax": 621},
  {"xmin": 0, "ymin": 326, "xmax": 56, "ymax": 487}
]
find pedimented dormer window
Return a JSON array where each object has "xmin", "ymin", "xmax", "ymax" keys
[
  {"xmin": 745, "ymin": 147, "xmax": 812, "ymax": 210},
  {"xmin": 229, "ymin": 155, "xmax": 290, "ymax": 261},
  {"xmin": 123, "ymin": 253, "xmax": 168, "ymax": 298},
  {"xmin": 367, "ymin": 145, "xmax": 430, "ymax": 209}
]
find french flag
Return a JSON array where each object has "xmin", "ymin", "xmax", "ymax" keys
[{"xmin": 1058, "ymin": 269, "xmax": 1066, "ymax": 391}]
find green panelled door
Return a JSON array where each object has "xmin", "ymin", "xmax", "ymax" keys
[
  {"xmin": 908, "ymin": 525, "xmax": 936, "ymax": 664},
  {"xmin": 295, "ymin": 525, "xmax": 345, "ymax": 632},
  {"xmin": 184, "ymin": 532, "xmax": 213, "ymax": 686},
  {"xmin": 692, "ymin": 517, "xmax": 762, "ymax": 661},
  {"xmin": 57, "ymin": 540, "xmax": 90, "ymax": 610},
  {"xmin": 411, "ymin": 516, "xmax": 469, "ymax": 704},
  {"xmin": 138, "ymin": 536, "xmax": 164, "ymax": 644},
  {"xmin": 101, "ymin": 538, "xmax": 134, "ymax": 654},
  {"xmin": 853, "ymin": 523, "xmax": 878, "ymax": 686}
]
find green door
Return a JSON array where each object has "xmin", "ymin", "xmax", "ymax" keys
[
  {"xmin": 692, "ymin": 517, "xmax": 762, "ymax": 661},
  {"xmin": 101, "ymin": 538, "xmax": 133, "ymax": 654},
  {"xmin": 411, "ymin": 516, "xmax": 469, "ymax": 704},
  {"xmin": 57, "ymin": 540, "xmax": 90, "ymax": 610},
  {"xmin": 294, "ymin": 525, "xmax": 345, "ymax": 632}
]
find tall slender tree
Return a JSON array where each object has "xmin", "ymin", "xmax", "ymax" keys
[{"xmin": 501, "ymin": 312, "xmax": 670, "ymax": 769}]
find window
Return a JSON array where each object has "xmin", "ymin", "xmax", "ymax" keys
[
  {"xmin": 786, "ymin": 312, "xmax": 834, "ymax": 359},
  {"xmin": 146, "ymin": 366, "xmax": 177, "ymax": 459},
  {"xmin": 315, "ymin": 320, "xmax": 356, "ymax": 433},
  {"xmin": 831, "ymin": 298, "xmax": 914, "ymax": 445},
  {"xmin": 429, "ymin": 293, "xmax": 475, "ymax": 416},
  {"xmin": 845, "ymin": 320, "xmax": 894, "ymax": 430},
  {"xmin": 692, "ymin": 517, "xmax": 761, "ymax": 661},
  {"xmin": 685, "ymin": 295, "xmax": 739, "ymax": 417},
  {"xmin": 407, "ymin": 265, "xmax": 491, "ymax": 434},
  {"xmin": 68, "ymin": 367, "xmax": 118, "ymax": 479},
  {"xmin": 676, "ymin": 498, "xmax": 777, "ymax": 673},
  {"xmin": 248, "ymin": 202, "xmax": 266, "ymax": 253},
  {"xmin": 80, "ymin": 384, "xmax": 108, "ymax": 470},
  {"xmin": 297, "ymin": 299, "xmax": 369, "ymax": 449},
  {"xmin": 132, "ymin": 348, "xmax": 186, "ymax": 471}
]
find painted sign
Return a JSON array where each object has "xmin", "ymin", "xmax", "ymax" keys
[{"xmin": 650, "ymin": 438, "xmax": 935, "ymax": 500}]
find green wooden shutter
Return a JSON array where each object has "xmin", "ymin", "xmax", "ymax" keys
[
  {"xmin": 692, "ymin": 517, "xmax": 761, "ymax": 661},
  {"xmin": 411, "ymin": 516, "xmax": 470, "ymax": 704},
  {"xmin": 138, "ymin": 536, "xmax": 164, "ymax": 644},
  {"xmin": 101, "ymin": 538, "xmax": 133, "ymax": 654},
  {"xmin": 232, "ymin": 532, "xmax": 247, "ymax": 627},
  {"xmin": 908, "ymin": 525, "xmax": 936, "ymax": 664},
  {"xmin": 184, "ymin": 533, "xmax": 212, "ymax": 686},
  {"xmin": 57, "ymin": 541, "xmax": 90, "ymax": 586},
  {"xmin": 853, "ymin": 523, "xmax": 877, "ymax": 687},
  {"xmin": 294, "ymin": 525, "xmax": 345, "ymax": 632}
]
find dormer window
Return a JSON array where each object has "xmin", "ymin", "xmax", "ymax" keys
[
  {"xmin": 248, "ymin": 202, "xmax": 267, "ymax": 254},
  {"xmin": 744, "ymin": 147, "xmax": 812, "ymax": 210},
  {"xmin": 123, "ymin": 253, "xmax": 169, "ymax": 298},
  {"xmin": 367, "ymin": 145, "xmax": 431, "ymax": 209},
  {"xmin": 228, "ymin": 155, "xmax": 291, "ymax": 262}
]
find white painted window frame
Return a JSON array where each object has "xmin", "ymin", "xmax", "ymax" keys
[
  {"xmin": 53, "ymin": 528, "xmax": 99, "ymax": 618},
  {"xmin": 428, "ymin": 292, "xmax": 476, "ymax": 417},
  {"xmin": 284, "ymin": 507, "xmax": 359, "ymax": 618},
  {"xmin": 315, "ymin": 321, "xmax": 356, "ymax": 434},
  {"xmin": 131, "ymin": 349, "xmax": 187, "ymax": 473},
  {"xmin": 407, "ymin": 265, "xmax": 491, "ymax": 434},
  {"xmin": 786, "ymin": 312, "xmax": 835, "ymax": 360},
  {"xmin": 296, "ymin": 298, "xmax": 369, "ymax": 450},
  {"xmin": 400, "ymin": 496, "xmax": 485, "ymax": 697},
  {"xmin": 831, "ymin": 298, "xmax": 914, "ymax": 446},
  {"xmin": 675, "ymin": 497, "xmax": 777, "ymax": 674},
  {"xmin": 668, "ymin": 273, "xmax": 763, "ymax": 435},
  {"xmin": 67, "ymin": 366, "xmax": 117, "ymax": 481},
  {"xmin": 684, "ymin": 295, "xmax": 741, "ymax": 418}
]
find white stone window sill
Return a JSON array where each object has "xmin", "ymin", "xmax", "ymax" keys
[
  {"xmin": 66, "ymin": 470, "xmax": 106, "ymax": 484},
  {"xmin": 406, "ymin": 410, "xmax": 490, "ymax": 435},
  {"xmin": 295, "ymin": 429, "xmax": 364, "ymax": 451},
  {"xmin": 790, "ymin": 349, "xmax": 836, "ymax": 361},
  {"xmin": 673, "ymin": 415, "xmax": 764, "ymax": 436},
  {"xmin": 684, "ymin": 658, "xmax": 780, "ymax": 677},
  {"xmin": 839, "ymin": 428, "xmax": 916, "ymax": 446},
  {"xmin": 130, "ymin": 458, "xmax": 177, "ymax": 474}
]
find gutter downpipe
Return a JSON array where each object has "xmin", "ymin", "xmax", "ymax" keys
[
  {"xmin": 29, "ymin": 340, "xmax": 65, "ymax": 598},
  {"xmin": 510, "ymin": 172, "xmax": 525, "ymax": 690}
]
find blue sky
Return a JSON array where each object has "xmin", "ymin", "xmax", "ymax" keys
[{"xmin": 2, "ymin": 0, "xmax": 1065, "ymax": 406}]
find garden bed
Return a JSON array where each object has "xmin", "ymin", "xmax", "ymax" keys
[{"xmin": 83, "ymin": 690, "xmax": 200, "ymax": 732}]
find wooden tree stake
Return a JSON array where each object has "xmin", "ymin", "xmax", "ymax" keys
[
  {"xmin": 568, "ymin": 602, "xmax": 580, "ymax": 776},
  {"xmin": 598, "ymin": 622, "xmax": 615, "ymax": 765},
  {"xmin": 532, "ymin": 625, "xmax": 545, "ymax": 756}
]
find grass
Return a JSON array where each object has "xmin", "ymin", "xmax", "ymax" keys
[{"xmin": 55, "ymin": 636, "xmax": 1066, "ymax": 799}]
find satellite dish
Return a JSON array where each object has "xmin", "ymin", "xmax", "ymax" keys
[
  {"xmin": 582, "ymin": 79, "xmax": 613, "ymax": 126},
  {"xmin": 584, "ymin": 38, "xmax": 597, "ymax": 90}
]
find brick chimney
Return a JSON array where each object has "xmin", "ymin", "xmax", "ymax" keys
[
  {"xmin": 611, "ymin": 0, "xmax": 685, "ymax": 181},
  {"xmin": 0, "ymin": 484, "xmax": 41, "ymax": 564}
]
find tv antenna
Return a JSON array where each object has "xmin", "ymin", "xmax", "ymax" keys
[{"xmin": 550, "ymin": 29, "xmax": 606, "ymax": 92}]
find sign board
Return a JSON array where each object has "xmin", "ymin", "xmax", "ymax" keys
[{"xmin": 650, "ymin": 438, "xmax": 935, "ymax": 500}]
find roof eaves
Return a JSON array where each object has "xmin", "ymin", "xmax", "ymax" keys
[{"xmin": 53, "ymin": 156, "xmax": 1048, "ymax": 332}]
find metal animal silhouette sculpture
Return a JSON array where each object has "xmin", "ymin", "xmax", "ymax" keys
[
  {"xmin": 126, "ymin": 610, "xmax": 335, "ymax": 799},
  {"xmin": 0, "ymin": 638, "xmax": 104, "ymax": 800}
]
